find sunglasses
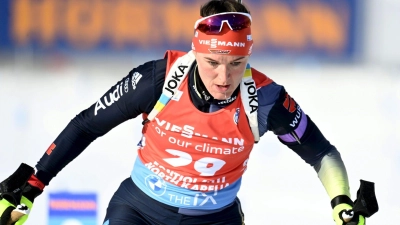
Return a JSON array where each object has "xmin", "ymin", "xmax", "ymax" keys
[{"xmin": 194, "ymin": 12, "xmax": 252, "ymax": 34}]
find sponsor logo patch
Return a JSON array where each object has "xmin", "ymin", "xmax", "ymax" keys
[
  {"xmin": 145, "ymin": 175, "xmax": 167, "ymax": 196},
  {"xmin": 208, "ymin": 49, "xmax": 231, "ymax": 54},
  {"xmin": 283, "ymin": 93, "xmax": 296, "ymax": 113},
  {"xmin": 234, "ymin": 108, "xmax": 240, "ymax": 124},
  {"xmin": 164, "ymin": 65, "xmax": 189, "ymax": 96},
  {"xmin": 244, "ymin": 80, "xmax": 258, "ymax": 113},
  {"xmin": 247, "ymin": 35, "xmax": 252, "ymax": 41},
  {"xmin": 171, "ymin": 90, "xmax": 183, "ymax": 101},
  {"xmin": 131, "ymin": 72, "xmax": 143, "ymax": 90},
  {"xmin": 46, "ymin": 143, "xmax": 56, "ymax": 155}
]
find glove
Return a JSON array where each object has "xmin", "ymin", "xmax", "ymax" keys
[
  {"xmin": 0, "ymin": 163, "xmax": 44, "ymax": 225},
  {"xmin": 333, "ymin": 203, "xmax": 365, "ymax": 225},
  {"xmin": 332, "ymin": 180, "xmax": 379, "ymax": 225}
]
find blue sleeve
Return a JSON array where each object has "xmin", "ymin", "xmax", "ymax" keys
[{"xmin": 257, "ymin": 82, "xmax": 335, "ymax": 166}]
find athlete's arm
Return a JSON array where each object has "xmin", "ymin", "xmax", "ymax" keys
[
  {"xmin": 257, "ymin": 82, "xmax": 350, "ymax": 199},
  {"xmin": 34, "ymin": 59, "xmax": 167, "ymax": 185}
]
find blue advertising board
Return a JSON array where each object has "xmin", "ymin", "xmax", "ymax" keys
[
  {"xmin": 48, "ymin": 192, "xmax": 97, "ymax": 225},
  {"xmin": 0, "ymin": 0, "xmax": 360, "ymax": 60}
]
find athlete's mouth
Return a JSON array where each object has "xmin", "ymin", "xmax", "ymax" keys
[
  {"xmin": 215, "ymin": 84, "xmax": 230, "ymax": 92},
  {"xmin": 216, "ymin": 84, "xmax": 230, "ymax": 88}
]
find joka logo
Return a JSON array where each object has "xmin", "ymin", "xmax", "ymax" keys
[
  {"xmin": 145, "ymin": 175, "xmax": 167, "ymax": 196},
  {"xmin": 244, "ymin": 80, "xmax": 258, "ymax": 113},
  {"xmin": 164, "ymin": 65, "xmax": 188, "ymax": 96},
  {"xmin": 283, "ymin": 93, "xmax": 296, "ymax": 113}
]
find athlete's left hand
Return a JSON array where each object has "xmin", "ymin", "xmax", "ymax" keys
[{"xmin": 333, "ymin": 203, "xmax": 365, "ymax": 225}]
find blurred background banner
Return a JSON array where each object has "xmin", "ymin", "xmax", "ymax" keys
[
  {"xmin": 48, "ymin": 192, "xmax": 97, "ymax": 225},
  {"xmin": 0, "ymin": 0, "xmax": 359, "ymax": 61}
]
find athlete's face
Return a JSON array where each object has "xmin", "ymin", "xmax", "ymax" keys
[{"xmin": 194, "ymin": 52, "xmax": 249, "ymax": 100}]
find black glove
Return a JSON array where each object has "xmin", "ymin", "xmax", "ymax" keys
[{"xmin": 0, "ymin": 163, "xmax": 44, "ymax": 225}]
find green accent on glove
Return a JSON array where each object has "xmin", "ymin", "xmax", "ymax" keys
[
  {"xmin": 14, "ymin": 196, "xmax": 33, "ymax": 225},
  {"xmin": 0, "ymin": 198, "xmax": 15, "ymax": 213},
  {"xmin": 358, "ymin": 215, "xmax": 365, "ymax": 225},
  {"xmin": 0, "ymin": 196, "xmax": 33, "ymax": 225}
]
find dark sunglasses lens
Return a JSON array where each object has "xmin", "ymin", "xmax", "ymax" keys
[
  {"xmin": 197, "ymin": 14, "xmax": 251, "ymax": 34},
  {"xmin": 197, "ymin": 24, "xmax": 223, "ymax": 34}
]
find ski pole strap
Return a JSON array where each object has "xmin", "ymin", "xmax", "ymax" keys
[
  {"xmin": 353, "ymin": 180, "xmax": 379, "ymax": 217},
  {"xmin": 331, "ymin": 195, "xmax": 354, "ymax": 209}
]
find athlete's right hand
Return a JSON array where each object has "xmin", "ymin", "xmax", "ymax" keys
[{"xmin": 0, "ymin": 163, "xmax": 44, "ymax": 225}]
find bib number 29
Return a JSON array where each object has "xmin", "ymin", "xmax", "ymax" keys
[{"xmin": 162, "ymin": 149, "xmax": 226, "ymax": 176}]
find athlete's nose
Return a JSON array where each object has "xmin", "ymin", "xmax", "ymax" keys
[{"xmin": 217, "ymin": 65, "xmax": 230, "ymax": 84}]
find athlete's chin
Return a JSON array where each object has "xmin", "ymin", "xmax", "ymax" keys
[{"xmin": 212, "ymin": 92, "xmax": 232, "ymax": 100}]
